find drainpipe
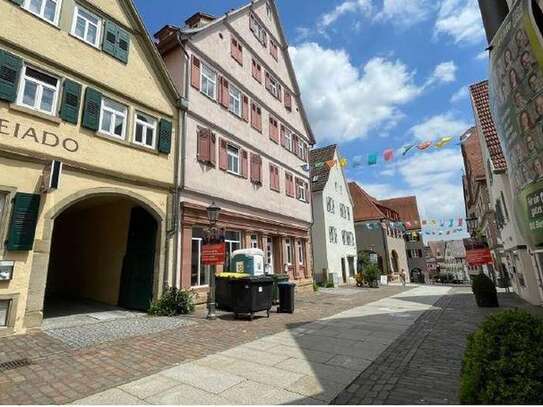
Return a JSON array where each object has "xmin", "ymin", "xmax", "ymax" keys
[{"xmin": 477, "ymin": 0, "xmax": 509, "ymax": 45}]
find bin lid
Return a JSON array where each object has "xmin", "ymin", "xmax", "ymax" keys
[
  {"xmin": 232, "ymin": 248, "xmax": 264, "ymax": 257},
  {"xmin": 277, "ymin": 281, "xmax": 296, "ymax": 286}
]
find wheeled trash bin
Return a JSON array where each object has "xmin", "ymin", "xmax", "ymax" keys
[
  {"xmin": 278, "ymin": 282, "xmax": 296, "ymax": 313},
  {"xmin": 230, "ymin": 276, "xmax": 273, "ymax": 320}
]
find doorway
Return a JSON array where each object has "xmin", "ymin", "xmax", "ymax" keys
[
  {"xmin": 347, "ymin": 256, "xmax": 355, "ymax": 278},
  {"xmin": 341, "ymin": 258, "xmax": 347, "ymax": 284}
]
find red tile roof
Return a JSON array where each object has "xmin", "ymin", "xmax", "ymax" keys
[
  {"xmin": 348, "ymin": 182, "xmax": 400, "ymax": 222},
  {"xmin": 469, "ymin": 81, "xmax": 507, "ymax": 171},
  {"xmin": 379, "ymin": 196, "xmax": 421, "ymax": 230}
]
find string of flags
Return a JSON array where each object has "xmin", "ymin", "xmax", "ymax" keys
[{"xmin": 364, "ymin": 218, "xmax": 467, "ymax": 233}]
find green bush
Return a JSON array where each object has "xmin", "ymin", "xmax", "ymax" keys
[
  {"xmin": 460, "ymin": 309, "xmax": 543, "ymax": 404},
  {"xmin": 364, "ymin": 264, "xmax": 380, "ymax": 288},
  {"xmin": 471, "ymin": 274, "xmax": 498, "ymax": 307},
  {"xmin": 148, "ymin": 287, "xmax": 195, "ymax": 316},
  {"xmin": 312, "ymin": 282, "xmax": 319, "ymax": 292}
]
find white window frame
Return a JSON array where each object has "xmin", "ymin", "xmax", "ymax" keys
[
  {"xmin": 0, "ymin": 192, "xmax": 7, "ymax": 245},
  {"xmin": 201, "ymin": 62, "xmax": 217, "ymax": 100},
  {"xmin": 229, "ymin": 83, "xmax": 242, "ymax": 117},
  {"xmin": 284, "ymin": 130, "xmax": 292, "ymax": 151},
  {"xmin": 327, "ymin": 197, "xmax": 335, "ymax": 213},
  {"xmin": 227, "ymin": 144, "xmax": 240, "ymax": 175},
  {"xmin": 70, "ymin": 5, "xmax": 102, "ymax": 48},
  {"xmin": 0, "ymin": 300, "xmax": 10, "ymax": 328},
  {"xmin": 98, "ymin": 97, "xmax": 128, "ymax": 140},
  {"xmin": 17, "ymin": 65, "xmax": 60, "ymax": 116},
  {"xmin": 298, "ymin": 240, "xmax": 305, "ymax": 265},
  {"xmin": 133, "ymin": 111, "xmax": 157, "ymax": 149},
  {"xmin": 23, "ymin": 0, "xmax": 62, "ymax": 25},
  {"xmin": 191, "ymin": 237, "xmax": 208, "ymax": 288},
  {"xmin": 269, "ymin": 75, "xmax": 280, "ymax": 98},
  {"xmin": 250, "ymin": 234, "xmax": 258, "ymax": 249},
  {"xmin": 296, "ymin": 180, "xmax": 306, "ymax": 202},
  {"xmin": 285, "ymin": 238, "xmax": 292, "ymax": 265}
]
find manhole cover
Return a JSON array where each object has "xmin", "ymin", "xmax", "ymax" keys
[{"xmin": 0, "ymin": 358, "xmax": 32, "ymax": 372}]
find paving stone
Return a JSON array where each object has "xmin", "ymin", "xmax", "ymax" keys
[
  {"xmin": 266, "ymin": 344, "xmax": 335, "ymax": 364},
  {"xmin": 159, "ymin": 364, "xmax": 245, "ymax": 394},
  {"xmin": 118, "ymin": 373, "xmax": 179, "ymax": 399},
  {"xmin": 220, "ymin": 380, "xmax": 280, "ymax": 404},
  {"xmin": 145, "ymin": 384, "xmax": 231, "ymax": 405},
  {"xmin": 73, "ymin": 388, "xmax": 143, "ymax": 405},
  {"xmin": 221, "ymin": 359, "xmax": 304, "ymax": 389},
  {"xmin": 287, "ymin": 375, "xmax": 347, "ymax": 403},
  {"xmin": 326, "ymin": 354, "xmax": 373, "ymax": 371}
]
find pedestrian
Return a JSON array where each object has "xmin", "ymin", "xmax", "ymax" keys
[{"xmin": 400, "ymin": 269, "xmax": 407, "ymax": 287}]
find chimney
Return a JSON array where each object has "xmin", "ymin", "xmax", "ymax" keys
[{"xmin": 184, "ymin": 12, "xmax": 216, "ymax": 29}]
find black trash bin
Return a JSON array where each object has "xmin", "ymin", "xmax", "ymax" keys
[
  {"xmin": 277, "ymin": 281, "xmax": 295, "ymax": 313},
  {"xmin": 271, "ymin": 274, "xmax": 289, "ymax": 305},
  {"xmin": 230, "ymin": 276, "xmax": 273, "ymax": 320}
]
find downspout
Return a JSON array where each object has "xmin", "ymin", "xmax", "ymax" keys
[
  {"xmin": 381, "ymin": 219, "xmax": 390, "ymax": 276},
  {"xmin": 477, "ymin": 0, "xmax": 509, "ymax": 45}
]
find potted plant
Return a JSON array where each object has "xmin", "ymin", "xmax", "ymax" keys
[{"xmin": 471, "ymin": 273, "xmax": 499, "ymax": 307}]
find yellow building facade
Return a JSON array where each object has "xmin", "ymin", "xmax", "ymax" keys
[{"xmin": 0, "ymin": 0, "xmax": 180, "ymax": 335}]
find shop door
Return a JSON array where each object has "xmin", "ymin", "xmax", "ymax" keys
[
  {"xmin": 119, "ymin": 207, "xmax": 157, "ymax": 311},
  {"xmin": 267, "ymin": 238, "xmax": 274, "ymax": 274}
]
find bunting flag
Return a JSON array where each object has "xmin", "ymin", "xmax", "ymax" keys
[
  {"xmin": 417, "ymin": 141, "xmax": 432, "ymax": 151},
  {"xmin": 431, "ymin": 219, "xmax": 437, "ymax": 225},
  {"xmin": 339, "ymin": 158, "xmax": 348, "ymax": 168},
  {"xmin": 422, "ymin": 220, "xmax": 427, "ymax": 226},
  {"xmin": 384, "ymin": 148, "xmax": 394, "ymax": 161},
  {"xmin": 402, "ymin": 144, "xmax": 416, "ymax": 156},
  {"xmin": 448, "ymin": 219, "xmax": 454, "ymax": 227},
  {"xmin": 368, "ymin": 153, "xmax": 378, "ymax": 166},
  {"xmin": 325, "ymin": 159, "xmax": 336, "ymax": 169},
  {"xmin": 405, "ymin": 221, "xmax": 412, "ymax": 228},
  {"xmin": 314, "ymin": 162, "xmax": 325, "ymax": 169},
  {"xmin": 434, "ymin": 136, "xmax": 453, "ymax": 148},
  {"xmin": 458, "ymin": 218, "xmax": 464, "ymax": 227}
]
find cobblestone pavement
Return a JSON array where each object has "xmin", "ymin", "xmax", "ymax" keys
[
  {"xmin": 333, "ymin": 287, "xmax": 543, "ymax": 405},
  {"xmin": 0, "ymin": 285, "xmax": 406, "ymax": 405}
]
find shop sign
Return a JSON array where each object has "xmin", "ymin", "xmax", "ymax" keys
[
  {"xmin": 466, "ymin": 249, "xmax": 494, "ymax": 266},
  {"xmin": 489, "ymin": 0, "xmax": 543, "ymax": 248},
  {"xmin": 202, "ymin": 243, "xmax": 226, "ymax": 265}
]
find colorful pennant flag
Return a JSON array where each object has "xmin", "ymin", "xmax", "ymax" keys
[
  {"xmin": 434, "ymin": 136, "xmax": 453, "ymax": 148},
  {"xmin": 314, "ymin": 162, "xmax": 324, "ymax": 169},
  {"xmin": 422, "ymin": 220, "xmax": 427, "ymax": 226},
  {"xmin": 458, "ymin": 218, "xmax": 463, "ymax": 227},
  {"xmin": 418, "ymin": 141, "xmax": 432, "ymax": 151},
  {"xmin": 402, "ymin": 144, "xmax": 415, "ymax": 156},
  {"xmin": 339, "ymin": 158, "xmax": 348, "ymax": 168},
  {"xmin": 368, "ymin": 153, "xmax": 378, "ymax": 166},
  {"xmin": 448, "ymin": 219, "xmax": 454, "ymax": 227},
  {"xmin": 384, "ymin": 149, "xmax": 394, "ymax": 161}
]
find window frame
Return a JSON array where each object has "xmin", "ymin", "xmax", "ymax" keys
[
  {"xmin": 23, "ymin": 0, "xmax": 63, "ymax": 26},
  {"xmin": 70, "ymin": 5, "xmax": 102, "ymax": 48},
  {"xmin": 296, "ymin": 179, "xmax": 306, "ymax": 202},
  {"xmin": 284, "ymin": 129, "xmax": 293, "ymax": 151},
  {"xmin": 98, "ymin": 97, "xmax": 128, "ymax": 140},
  {"xmin": 228, "ymin": 83, "xmax": 242, "ymax": 117},
  {"xmin": 285, "ymin": 238, "xmax": 293, "ymax": 265},
  {"xmin": 298, "ymin": 240, "xmax": 305, "ymax": 265},
  {"xmin": 250, "ymin": 234, "xmax": 258, "ymax": 249},
  {"xmin": 227, "ymin": 144, "xmax": 240, "ymax": 175},
  {"xmin": 190, "ymin": 237, "xmax": 209, "ymax": 287},
  {"xmin": 200, "ymin": 62, "xmax": 217, "ymax": 100},
  {"xmin": 132, "ymin": 111, "xmax": 157, "ymax": 149},
  {"xmin": 16, "ymin": 65, "xmax": 60, "ymax": 116}
]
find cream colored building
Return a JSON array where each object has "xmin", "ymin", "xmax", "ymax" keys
[
  {"xmin": 155, "ymin": 0, "xmax": 315, "ymax": 295},
  {"xmin": 0, "ymin": 0, "xmax": 180, "ymax": 335}
]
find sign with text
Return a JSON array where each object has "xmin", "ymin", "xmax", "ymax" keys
[
  {"xmin": 489, "ymin": 0, "xmax": 543, "ymax": 248},
  {"xmin": 466, "ymin": 249, "xmax": 494, "ymax": 266},
  {"xmin": 202, "ymin": 243, "xmax": 226, "ymax": 265}
]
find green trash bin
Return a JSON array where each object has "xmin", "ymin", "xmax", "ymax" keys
[{"xmin": 271, "ymin": 274, "xmax": 289, "ymax": 305}]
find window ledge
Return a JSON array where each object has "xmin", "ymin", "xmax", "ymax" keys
[
  {"xmin": 9, "ymin": 104, "xmax": 62, "ymax": 125},
  {"xmin": 93, "ymin": 132, "xmax": 161, "ymax": 156}
]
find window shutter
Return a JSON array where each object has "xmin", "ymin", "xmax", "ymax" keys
[
  {"xmin": 242, "ymin": 95, "xmax": 249, "ymax": 122},
  {"xmin": 0, "ymin": 50, "xmax": 22, "ymax": 103},
  {"xmin": 197, "ymin": 128, "xmax": 210, "ymax": 163},
  {"xmin": 256, "ymin": 107, "xmax": 262, "ymax": 131},
  {"xmin": 269, "ymin": 117, "xmax": 279, "ymax": 143},
  {"xmin": 82, "ymin": 87, "xmax": 102, "ymax": 131},
  {"xmin": 277, "ymin": 84, "xmax": 282, "ymax": 102},
  {"xmin": 231, "ymin": 38, "xmax": 237, "ymax": 60},
  {"xmin": 209, "ymin": 132, "xmax": 216, "ymax": 166},
  {"xmin": 9, "ymin": 0, "xmax": 24, "ymax": 5},
  {"xmin": 191, "ymin": 55, "xmax": 201, "ymax": 90},
  {"xmin": 280, "ymin": 125, "xmax": 287, "ymax": 147},
  {"xmin": 285, "ymin": 91, "xmax": 292, "ymax": 111},
  {"xmin": 305, "ymin": 182, "xmax": 310, "ymax": 203},
  {"xmin": 59, "ymin": 79, "xmax": 82, "ymax": 124},
  {"xmin": 265, "ymin": 72, "xmax": 271, "ymax": 90},
  {"xmin": 250, "ymin": 153, "xmax": 262, "ymax": 184},
  {"xmin": 250, "ymin": 102, "xmax": 256, "ymax": 129},
  {"xmin": 6, "ymin": 193, "xmax": 40, "ymax": 251},
  {"xmin": 237, "ymin": 43, "xmax": 243, "ymax": 65},
  {"xmin": 116, "ymin": 26, "xmax": 130, "ymax": 64},
  {"xmin": 220, "ymin": 77, "xmax": 229, "ymax": 108},
  {"xmin": 241, "ymin": 150, "xmax": 249, "ymax": 179},
  {"xmin": 219, "ymin": 139, "xmax": 227, "ymax": 170},
  {"xmin": 293, "ymin": 135, "xmax": 299, "ymax": 157},
  {"xmin": 158, "ymin": 119, "xmax": 173, "ymax": 154},
  {"xmin": 103, "ymin": 20, "xmax": 119, "ymax": 58}
]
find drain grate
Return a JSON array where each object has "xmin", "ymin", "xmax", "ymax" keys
[{"xmin": 0, "ymin": 358, "xmax": 32, "ymax": 372}]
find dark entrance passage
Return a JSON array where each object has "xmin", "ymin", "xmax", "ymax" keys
[{"xmin": 44, "ymin": 196, "xmax": 158, "ymax": 321}]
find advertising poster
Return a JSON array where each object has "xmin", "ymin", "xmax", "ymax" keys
[{"xmin": 489, "ymin": 0, "xmax": 543, "ymax": 248}]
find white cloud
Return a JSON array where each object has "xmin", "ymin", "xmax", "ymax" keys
[
  {"xmin": 319, "ymin": 0, "xmax": 372, "ymax": 29},
  {"xmin": 374, "ymin": 0, "xmax": 436, "ymax": 26},
  {"xmin": 434, "ymin": 0, "xmax": 485, "ymax": 44},
  {"xmin": 427, "ymin": 61, "xmax": 457, "ymax": 85},
  {"xmin": 290, "ymin": 42, "xmax": 422, "ymax": 143},
  {"xmin": 450, "ymin": 86, "xmax": 469, "ymax": 103},
  {"xmin": 409, "ymin": 112, "xmax": 470, "ymax": 141},
  {"xmin": 475, "ymin": 50, "xmax": 488, "ymax": 60}
]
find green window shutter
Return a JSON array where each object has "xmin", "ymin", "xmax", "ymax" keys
[
  {"xmin": 158, "ymin": 119, "xmax": 172, "ymax": 154},
  {"xmin": 0, "ymin": 49, "xmax": 23, "ymax": 103},
  {"xmin": 102, "ymin": 20, "xmax": 119, "ymax": 58},
  {"xmin": 9, "ymin": 0, "xmax": 24, "ymax": 5},
  {"xmin": 116, "ymin": 27, "xmax": 130, "ymax": 64},
  {"xmin": 6, "ymin": 193, "xmax": 41, "ymax": 251},
  {"xmin": 82, "ymin": 87, "xmax": 102, "ymax": 131},
  {"xmin": 59, "ymin": 79, "xmax": 82, "ymax": 124}
]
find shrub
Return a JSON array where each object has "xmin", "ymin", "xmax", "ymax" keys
[
  {"xmin": 312, "ymin": 282, "xmax": 319, "ymax": 292},
  {"xmin": 460, "ymin": 309, "xmax": 543, "ymax": 404},
  {"xmin": 148, "ymin": 287, "xmax": 195, "ymax": 316},
  {"xmin": 364, "ymin": 264, "xmax": 380, "ymax": 288},
  {"xmin": 471, "ymin": 274, "xmax": 498, "ymax": 307}
]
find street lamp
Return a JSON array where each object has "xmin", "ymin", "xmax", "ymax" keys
[
  {"xmin": 206, "ymin": 201, "xmax": 221, "ymax": 320},
  {"xmin": 466, "ymin": 217, "xmax": 479, "ymax": 237}
]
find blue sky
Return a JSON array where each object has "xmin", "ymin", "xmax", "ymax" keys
[{"xmin": 135, "ymin": 0, "xmax": 488, "ymax": 241}]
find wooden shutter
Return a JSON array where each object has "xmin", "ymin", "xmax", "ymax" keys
[
  {"xmin": 0, "ymin": 50, "xmax": 22, "ymax": 103},
  {"xmin": 241, "ymin": 150, "xmax": 249, "ymax": 179},
  {"xmin": 81, "ymin": 87, "xmax": 102, "ymax": 131},
  {"xmin": 285, "ymin": 91, "xmax": 292, "ymax": 111},
  {"xmin": 280, "ymin": 125, "xmax": 287, "ymax": 147},
  {"xmin": 197, "ymin": 128, "xmax": 210, "ymax": 163},
  {"xmin": 116, "ymin": 26, "xmax": 130, "ymax": 64},
  {"xmin": 293, "ymin": 135, "xmax": 299, "ymax": 157},
  {"xmin": 242, "ymin": 95, "xmax": 249, "ymax": 122},
  {"xmin": 250, "ymin": 102, "xmax": 256, "ymax": 129},
  {"xmin": 265, "ymin": 72, "xmax": 271, "ymax": 91},
  {"xmin": 237, "ymin": 43, "xmax": 243, "ymax": 65},
  {"xmin": 231, "ymin": 38, "xmax": 237, "ymax": 60},
  {"xmin": 102, "ymin": 20, "xmax": 119, "ymax": 58},
  {"xmin": 59, "ymin": 79, "xmax": 82, "ymax": 124},
  {"xmin": 209, "ymin": 132, "xmax": 216, "ymax": 166},
  {"xmin": 269, "ymin": 117, "xmax": 279, "ymax": 143},
  {"xmin": 285, "ymin": 173, "xmax": 293, "ymax": 197},
  {"xmin": 250, "ymin": 153, "xmax": 262, "ymax": 184},
  {"xmin": 256, "ymin": 106, "xmax": 262, "ymax": 132},
  {"xmin": 305, "ymin": 182, "xmax": 310, "ymax": 203},
  {"xmin": 158, "ymin": 119, "xmax": 172, "ymax": 154},
  {"xmin": 191, "ymin": 55, "xmax": 201, "ymax": 90},
  {"xmin": 6, "ymin": 193, "xmax": 40, "ymax": 251},
  {"xmin": 220, "ymin": 77, "xmax": 229, "ymax": 108},
  {"xmin": 277, "ymin": 84, "xmax": 283, "ymax": 102},
  {"xmin": 219, "ymin": 139, "xmax": 227, "ymax": 170}
]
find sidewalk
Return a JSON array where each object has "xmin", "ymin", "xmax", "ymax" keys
[{"xmin": 74, "ymin": 285, "xmax": 451, "ymax": 405}]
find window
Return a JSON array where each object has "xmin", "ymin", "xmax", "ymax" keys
[
  {"xmin": 252, "ymin": 59, "xmax": 262, "ymax": 83},
  {"xmin": 283, "ymin": 127, "xmax": 292, "ymax": 151},
  {"xmin": 298, "ymin": 140, "xmax": 308, "ymax": 161},
  {"xmin": 296, "ymin": 179, "xmax": 307, "ymax": 202},
  {"xmin": 326, "ymin": 197, "xmax": 335, "ymax": 213},
  {"xmin": 71, "ymin": 6, "xmax": 101, "ymax": 47},
  {"xmin": 23, "ymin": 0, "xmax": 62, "ymax": 25},
  {"xmin": 270, "ymin": 41, "xmax": 279, "ymax": 61},
  {"xmin": 298, "ymin": 240, "xmax": 305, "ymax": 265},
  {"xmin": 266, "ymin": 1, "xmax": 272, "ymax": 19},
  {"xmin": 225, "ymin": 231, "xmax": 241, "ymax": 270},
  {"xmin": 346, "ymin": 207, "xmax": 350, "ymax": 220},
  {"xmin": 133, "ymin": 112, "xmax": 157, "ymax": 149},
  {"xmin": 270, "ymin": 164, "xmax": 280, "ymax": 192},
  {"xmin": 329, "ymin": 227, "xmax": 337, "ymax": 243},
  {"xmin": 99, "ymin": 97, "xmax": 127, "ymax": 139},
  {"xmin": 285, "ymin": 238, "xmax": 293, "ymax": 265},
  {"xmin": 17, "ymin": 66, "xmax": 59, "ymax": 115},
  {"xmin": 227, "ymin": 144, "xmax": 240, "ymax": 175},
  {"xmin": 0, "ymin": 192, "xmax": 6, "ymax": 240},
  {"xmin": 342, "ymin": 230, "xmax": 346, "ymax": 245},
  {"xmin": 266, "ymin": 72, "xmax": 282, "ymax": 99},
  {"xmin": 0, "ymin": 300, "xmax": 9, "ymax": 327},
  {"xmin": 191, "ymin": 235, "xmax": 208, "ymax": 287},
  {"xmin": 250, "ymin": 13, "xmax": 267, "ymax": 46},
  {"xmin": 229, "ymin": 84, "xmax": 242, "ymax": 117},
  {"xmin": 201, "ymin": 63, "xmax": 217, "ymax": 99},
  {"xmin": 250, "ymin": 234, "xmax": 258, "ymax": 249}
]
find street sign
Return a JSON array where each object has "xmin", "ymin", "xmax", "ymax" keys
[
  {"xmin": 202, "ymin": 243, "xmax": 226, "ymax": 265},
  {"xmin": 466, "ymin": 249, "xmax": 493, "ymax": 266}
]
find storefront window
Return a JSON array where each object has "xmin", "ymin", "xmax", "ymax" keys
[
  {"xmin": 191, "ymin": 227, "xmax": 208, "ymax": 287},
  {"xmin": 225, "ymin": 230, "xmax": 241, "ymax": 271},
  {"xmin": 0, "ymin": 300, "xmax": 9, "ymax": 327},
  {"xmin": 285, "ymin": 238, "xmax": 293, "ymax": 265}
]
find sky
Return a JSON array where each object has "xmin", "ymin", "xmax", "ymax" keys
[{"xmin": 135, "ymin": 0, "xmax": 488, "ymax": 241}]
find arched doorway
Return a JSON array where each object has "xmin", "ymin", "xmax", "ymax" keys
[
  {"xmin": 44, "ymin": 195, "xmax": 159, "ymax": 319},
  {"xmin": 391, "ymin": 250, "xmax": 400, "ymax": 274}
]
